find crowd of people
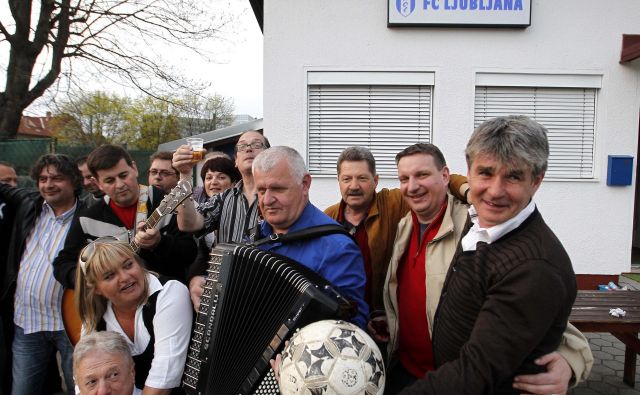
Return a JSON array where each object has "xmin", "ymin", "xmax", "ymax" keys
[{"xmin": 0, "ymin": 115, "xmax": 593, "ymax": 395}]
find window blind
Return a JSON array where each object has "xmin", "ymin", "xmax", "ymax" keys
[
  {"xmin": 474, "ymin": 86, "xmax": 596, "ymax": 179},
  {"xmin": 308, "ymin": 84, "xmax": 432, "ymax": 176}
]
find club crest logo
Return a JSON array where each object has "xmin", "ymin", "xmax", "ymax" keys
[{"xmin": 396, "ymin": 0, "xmax": 416, "ymax": 17}]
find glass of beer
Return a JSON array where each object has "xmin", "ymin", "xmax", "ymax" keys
[{"xmin": 186, "ymin": 137, "xmax": 204, "ymax": 162}]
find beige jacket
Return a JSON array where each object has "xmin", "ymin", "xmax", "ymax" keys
[{"xmin": 383, "ymin": 193, "xmax": 593, "ymax": 383}]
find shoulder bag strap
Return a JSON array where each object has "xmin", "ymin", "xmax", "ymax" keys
[{"xmin": 252, "ymin": 224, "xmax": 351, "ymax": 247}]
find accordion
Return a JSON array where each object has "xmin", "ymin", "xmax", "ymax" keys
[{"xmin": 182, "ymin": 243, "xmax": 352, "ymax": 395}]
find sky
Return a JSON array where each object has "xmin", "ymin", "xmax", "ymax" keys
[
  {"xmin": 1, "ymin": 1, "xmax": 264, "ymax": 119},
  {"xmin": 196, "ymin": 3, "xmax": 264, "ymax": 118}
]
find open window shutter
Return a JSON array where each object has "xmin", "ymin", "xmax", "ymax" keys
[
  {"xmin": 308, "ymin": 85, "xmax": 432, "ymax": 176},
  {"xmin": 474, "ymin": 86, "xmax": 596, "ymax": 179}
]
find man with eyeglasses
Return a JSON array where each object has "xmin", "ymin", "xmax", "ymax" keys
[
  {"xmin": 0, "ymin": 154, "xmax": 84, "ymax": 394},
  {"xmin": 172, "ymin": 130, "xmax": 270, "ymax": 310},
  {"xmin": 147, "ymin": 151, "xmax": 179, "ymax": 194},
  {"xmin": 53, "ymin": 144, "xmax": 196, "ymax": 288}
]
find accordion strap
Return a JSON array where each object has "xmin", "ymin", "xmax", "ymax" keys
[
  {"xmin": 252, "ymin": 224, "xmax": 359, "ymax": 323},
  {"xmin": 252, "ymin": 224, "xmax": 351, "ymax": 247}
]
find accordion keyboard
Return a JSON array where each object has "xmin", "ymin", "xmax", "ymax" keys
[{"xmin": 182, "ymin": 243, "xmax": 347, "ymax": 395}]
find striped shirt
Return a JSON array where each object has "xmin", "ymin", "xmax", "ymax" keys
[
  {"xmin": 197, "ymin": 180, "xmax": 261, "ymax": 243},
  {"xmin": 14, "ymin": 200, "xmax": 77, "ymax": 334}
]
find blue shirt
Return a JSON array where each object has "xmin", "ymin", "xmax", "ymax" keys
[{"xmin": 257, "ymin": 202, "xmax": 368, "ymax": 327}]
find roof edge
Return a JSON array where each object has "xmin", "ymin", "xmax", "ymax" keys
[{"xmin": 621, "ymin": 34, "xmax": 640, "ymax": 63}]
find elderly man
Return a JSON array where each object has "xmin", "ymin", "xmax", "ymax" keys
[
  {"xmin": 73, "ymin": 331, "xmax": 139, "ymax": 395},
  {"xmin": 53, "ymin": 144, "xmax": 196, "ymax": 287},
  {"xmin": 0, "ymin": 154, "xmax": 84, "ymax": 394},
  {"xmin": 148, "ymin": 151, "xmax": 179, "ymax": 193},
  {"xmin": 324, "ymin": 146, "xmax": 468, "ymax": 312},
  {"xmin": 252, "ymin": 146, "xmax": 368, "ymax": 327},
  {"xmin": 392, "ymin": 117, "xmax": 582, "ymax": 394}
]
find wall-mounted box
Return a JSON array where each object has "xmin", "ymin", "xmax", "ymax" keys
[{"xmin": 607, "ymin": 155, "xmax": 634, "ymax": 186}]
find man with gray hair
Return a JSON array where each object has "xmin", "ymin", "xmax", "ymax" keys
[
  {"xmin": 252, "ymin": 146, "xmax": 368, "ymax": 328},
  {"xmin": 73, "ymin": 331, "xmax": 139, "ymax": 395},
  {"xmin": 399, "ymin": 115, "xmax": 577, "ymax": 394}
]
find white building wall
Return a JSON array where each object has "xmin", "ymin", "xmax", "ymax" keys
[{"xmin": 263, "ymin": 0, "xmax": 640, "ymax": 274}]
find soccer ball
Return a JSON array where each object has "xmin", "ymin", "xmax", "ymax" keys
[{"xmin": 278, "ymin": 320, "xmax": 385, "ymax": 395}]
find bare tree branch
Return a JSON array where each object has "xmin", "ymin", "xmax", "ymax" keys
[{"xmin": 0, "ymin": 0, "xmax": 235, "ymax": 139}]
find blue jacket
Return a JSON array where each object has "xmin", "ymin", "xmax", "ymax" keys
[{"xmin": 257, "ymin": 202, "xmax": 368, "ymax": 327}]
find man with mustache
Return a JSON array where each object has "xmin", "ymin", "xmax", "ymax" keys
[
  {"xmin": 324, "ymin": 146, "xmax": 468, "ymax": 313},
  {"xmin": 0, "ymin": 154, "xmax": 84, "ymax": 394},
  {"xmin": 53, "ymin": 144, "xmax": 196, "ymax": 288}
]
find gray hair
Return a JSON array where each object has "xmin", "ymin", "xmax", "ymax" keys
[
  {"xmin": 465, "ymin": 115, "xmax": 549, "ymax": 178},
  {"xmin": 337, "ymin": 147, "xmax": 376, "ymax": 175},
  {"xmin": 73, "ymin": 331, "xmax": 133, "ymax": 374},
  {"xmin": 252, "ymin": 146, "xmax": 308, "ymax": 182}
]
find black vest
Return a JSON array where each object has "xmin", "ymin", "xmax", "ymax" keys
[
  {"xmin": 97, "ymin": 286, "xmax": 161, "ymax": 389},
  {"xmin": 96, "ymin": 276, "xmax": 187, "ymax": 394}
]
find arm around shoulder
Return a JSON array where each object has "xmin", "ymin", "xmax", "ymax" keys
[
  {"xmin": 556, "ymin": 322, "xmax": 593, "ymax": 385},
  {"xmin": 0, "ymin": 183, "xmax": 38, "ymax": 206},
  {"xmin": 53, "ymin": 213, "xmax": 87, "ymax": 289}
]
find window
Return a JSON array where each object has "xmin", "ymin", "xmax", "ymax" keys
[
  {"xmin": 307, "ymin": 72, "xmax": 433, "ymax": 176},
  {"xmin": 474, "ymin": 73, "xmax": 601, "ymax": 180}
]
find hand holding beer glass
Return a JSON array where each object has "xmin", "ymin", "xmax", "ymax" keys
[
  {"xmin": 186, "ymin": 137, "xmax": 205, "ymax": 162},
  {"xmin": 172, "ymin": 138, "xmax": 205, "ymax": 180}
]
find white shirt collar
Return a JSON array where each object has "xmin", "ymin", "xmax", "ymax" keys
[
  {"xmin": 461, "ymin": 200, "xmax": 536, "ymax": 251},
  {"xmin": 101, "ymin": 273, "xmax": 162, "ymax": 354}
]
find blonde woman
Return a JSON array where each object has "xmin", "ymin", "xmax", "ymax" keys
[{"xmin": 75, "ymin": 237, "xmax": 192, "ymax": 394}]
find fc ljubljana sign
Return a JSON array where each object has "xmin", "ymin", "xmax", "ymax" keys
[{"xmin": 388, "ymin": 0, "xmax": 531, "ymax": 27}]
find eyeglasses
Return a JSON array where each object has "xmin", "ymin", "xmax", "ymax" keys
[
  {"xmin": 148, "ymin": 169, "xmax": 177, "ymax": 177},
  {"xmin": 78, "ymin": 236, "xmax": 121, "ymax": 275},
  {"xmin": 236, "ymin": 142, "xmax": 267, "ymax": 152}
]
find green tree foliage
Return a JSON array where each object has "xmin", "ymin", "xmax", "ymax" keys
[
  {"xmin": 178, "ymin": 93, "xmax": 235, "ymax": 136},
  {"xmin": 52, "ymin": 91, "xmax": 129, "ymax": 147},
  {"xmin": 52, "ymin": 91, "xmax": 215, "ymax": 149},
  {"xmin": 126, "ymin": 97, "xmax": 182, "ymax": 150}
]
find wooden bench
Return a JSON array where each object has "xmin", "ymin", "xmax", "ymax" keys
[{"xmin": 569, "ymin": 290, "xmax": 640, "ymax": 387}]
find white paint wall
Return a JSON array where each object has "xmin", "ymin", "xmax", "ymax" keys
[{"xmin": 263, "ymin": 0, "xmax": 640, "ymax": 274}]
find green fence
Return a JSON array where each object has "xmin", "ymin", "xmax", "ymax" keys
[{"xmin": 0, "ymin": 139, "xmax": 155, "ymax": 188}]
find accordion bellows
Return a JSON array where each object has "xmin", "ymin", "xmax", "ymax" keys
[{"xmin": 183, "ymin": 243, "xmax": 351, "ymax": 395}]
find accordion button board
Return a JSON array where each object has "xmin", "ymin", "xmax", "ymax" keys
[{"xmin": 182, "ymin": 243, "xmax": 351, "ymax": 395}]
